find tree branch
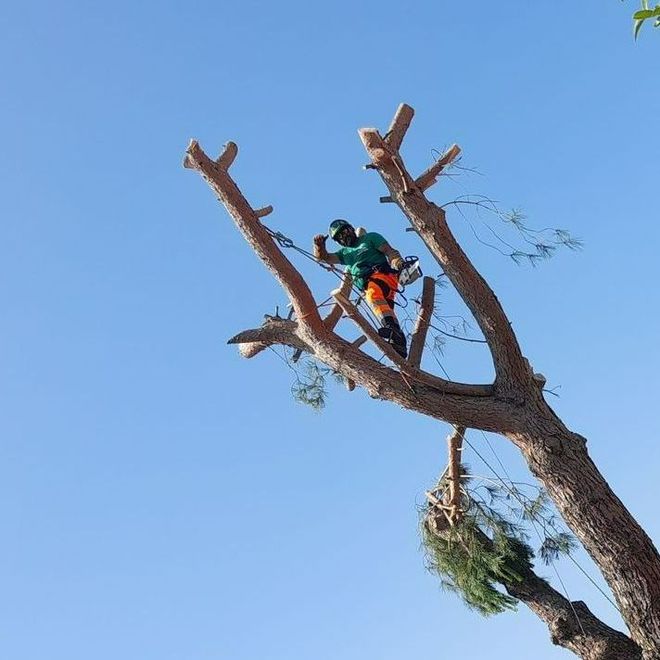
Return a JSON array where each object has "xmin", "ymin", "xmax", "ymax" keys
[
  {"xmin": 227, "ymin": 316, "xmax": 518, "ymax": 431},
  {"xmin": 185, "ymin": 140, "xmax": 323, "ymax": 332},
  {"xmin": 227, "ymin": 318, "xmax": 310, "ymax": 354},
  {"xmin": 238, "ymin": 341, "xmax": 269, "ymax": 359},
  {"xmin": 446, "ymin": 426, "xmax": 465, "ymax": 524},
  {"xmin": 384, "ymin": 102, "xmax": 414, "ymax": 152},
  {"xmin": 323, "ymin": 274, "xmax": 352, "ymax": 330},
  {"xmin": 408, "ymin": 275, "xmax": 435, "ymax": 368},
  {"xmin": 237, "ymin": 273, "xmax": 352, "ymax": 360},
  {"xmin": 358, "ymin": 115, "xmax": 530, "ymax": 392},
  {"xmin": 415, "ymin": 143, "xmax": 461, "ymax": 192}
]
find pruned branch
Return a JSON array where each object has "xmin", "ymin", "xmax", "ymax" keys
[
  {"xmin": 384, "ymin": 102, "xmax": 414, "ymax": 152},
  {"xmin": 185, "ymin": 140, "xmax": 323, "ymax": 332},
  {"xmin": 415, "ymin": 143, "xmax": 461, "ymax": 192},
  {"xmin": 238, "ymin": 341, "xmax": 269, "ymax": 359},
  {"xmin": 408, "ymin": 276, "xmax": 435, "ymax": 368},
  {"xmin": 254, "ymin": 205, "xmax": 273, "ymax": 218},
  {"xmin": 216, "ymin": 141, "xmax": 238, "ymax": 170},
  {"xmin": 323, "ymin": 274, "xmax": 352, "ymax": 330},
  {"xmin": 446, "ymin": 426, "xmax": 466, "ymax": 524},
  {"xmin": 227, "ymin": 317, "xmax": 310, "ymax": 354}
]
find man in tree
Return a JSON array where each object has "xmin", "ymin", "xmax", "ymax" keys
[
  {"xmin": 186, "ymin": 100, "xmax": 660, "ymax": 656},
  {"xmin": 313, "ymin": 219, "xmax": 408, "ymax": 358}
]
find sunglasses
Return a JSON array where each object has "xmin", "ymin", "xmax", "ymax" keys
[{"xmin": 336, "ymin": 226, "xmax": 353, "ymax": 244}]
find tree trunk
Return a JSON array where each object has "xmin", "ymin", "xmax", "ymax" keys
[{"xmin": 510, "ymin": 394, "xmax": 660, "ymax": 658}]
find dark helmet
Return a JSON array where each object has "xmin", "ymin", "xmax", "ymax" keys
[{"xmin": 328, "ymin": 218, "xmax": 353, "ymax": 240}]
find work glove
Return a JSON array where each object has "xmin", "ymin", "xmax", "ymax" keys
[{"xmin": 391, "ymin": 256, "xmax": 404, "ymax": 271}]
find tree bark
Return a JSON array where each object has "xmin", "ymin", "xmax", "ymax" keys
[{"xmin": 510, "ymin": 394, "xmax": 660, "ymax": 658}]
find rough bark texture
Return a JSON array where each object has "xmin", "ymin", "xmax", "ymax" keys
[
  {"xmin": 509, "ymin": 394, "xmax": 660, "ymax": 658},
  {"xmin": 184, "ymin": 104, "xmax": 660, "ymax": 659},
  {"xmin": 446, "ymin": 426, "xmax": 465, "ymax": 524},
  {"xmin": 408, "ymin": 275, "xmax": 435, "ymax": 368}
]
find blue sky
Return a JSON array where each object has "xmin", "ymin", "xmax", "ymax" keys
[{"xmin": 1, "ymin": 2, "xmax": 658, "ymax": 659}]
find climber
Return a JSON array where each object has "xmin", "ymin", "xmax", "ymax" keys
[{"xmin": 313, "ymin": 219, "xmax": 408, "ymax": 358}]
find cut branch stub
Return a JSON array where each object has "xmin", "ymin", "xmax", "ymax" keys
[
  {"xmin": 446, "ymin": 426, "xmax": 466, "ymax": 524},
  {"xmin": 323, "ymin": 275, "xmax": 352, "ymax": 330},
  {"xmin": 254, "ymin": 205, "xmax": 273, "ymax": 218},
  {"xmin": 384, "ymin": 103, "xmax": 415, "ymax": 152},
  {"xmin": 408, "ymin": 276, "xmax": 436, "ymax": 368},
  {"xmin": 216, "ymin": 141, "xmax": 238, "ymax": 170},
  {"xmin": 415, "ymin": 144, "xmax": 461, "ymax": 192},
  {"xmin": 238, "ymin": 341, "xmax": 269, "ymax": 359},
  {"xmin": 184, "ymin": 139, "xmax": 323, "ymax": 332}
]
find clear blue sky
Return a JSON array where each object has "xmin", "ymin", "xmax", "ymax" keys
[{"xmin": 2, "ymin": 2, "xmax": 658, "ymax": 659}]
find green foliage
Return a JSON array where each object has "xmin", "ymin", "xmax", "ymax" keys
[
  {"xmin": 539, "ymin": 532, "xmax": 577, "ymax": 565},
  {"xmin": 290, "ymin": 359, "xmax": 345, "ymax": 411},
  {"xmin": 421, "ymin": 511, "xmax": 533, "ymax": 616},
  {"xmin": 630, "ymin": 0, "xmax": 660, "ymax": 38},
  {"xmin": 441, "ymin": 196, "xmax": 583, "ymax": 268},
  {"xmin": 421, "ymin": 471, "xmax": 576, "ymax": 616}
]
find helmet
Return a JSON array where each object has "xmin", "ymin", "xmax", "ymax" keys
[{"xmin": 328, "ymin": 219, "xmax": 352, "ymax": 239}]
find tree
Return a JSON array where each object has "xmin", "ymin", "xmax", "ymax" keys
[{"xmin": 183, "ymin": 104, "xmax": 660, "ymax": 659}]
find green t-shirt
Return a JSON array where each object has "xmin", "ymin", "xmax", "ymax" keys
[{"xmin": 335, "ymin": 232, "xmax": 389, "ymax": 290}]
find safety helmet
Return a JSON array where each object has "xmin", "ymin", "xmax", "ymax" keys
[{"xmin": 328, "ymin": 218, "xmax": 353, "ymax": 239}]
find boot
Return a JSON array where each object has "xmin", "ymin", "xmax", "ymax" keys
[{"xmin": 378, "ymin": 317, "xmax": 408, "ymax": 359}]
